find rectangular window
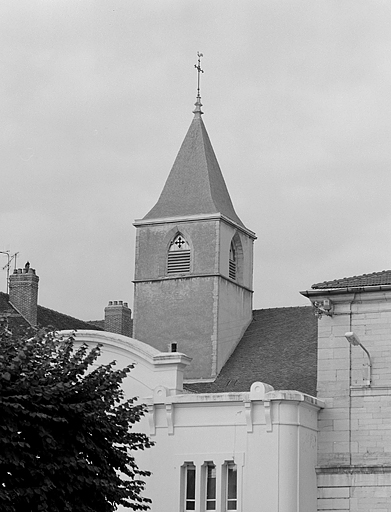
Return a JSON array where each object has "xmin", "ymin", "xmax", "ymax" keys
[
  {"xmin": 205, "ymin": 464, "xmax": 216, "ymax": 510},
  {"xmin": 180, "ymin": 457, "xmax": 242, "ymax": 512},
  {"xmin": 226, "ymin": 463, "xmax": 237, "ymax": 511},
  {"xmin": 185, "ymin": 464, "xmax": 196, "ymax": 511}
]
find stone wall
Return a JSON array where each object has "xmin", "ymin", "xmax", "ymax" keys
[{"xmin": 305, "ymin": 288, "xmax": 391, "ymax": 511}]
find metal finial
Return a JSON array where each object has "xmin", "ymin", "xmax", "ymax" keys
[
  {"xmin": 193, "ymin": 52, "xmax": 204, "ymax": 116},
  {"xmin": 194, "ymin": 52, "xmax": 204, "ymax": 100}
]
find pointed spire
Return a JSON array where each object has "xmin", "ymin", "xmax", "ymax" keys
[
  {"xmin": 143, "ymin": 54, "xmax": 245, "ymax": 228},
  {"xmin": 143, "ymin": 119, "xmax": 245, "ymax": 228}
]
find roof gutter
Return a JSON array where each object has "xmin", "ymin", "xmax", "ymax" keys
[{"xmin": 300, "ymin": 283, "xmax": 391, "ymax": 298}]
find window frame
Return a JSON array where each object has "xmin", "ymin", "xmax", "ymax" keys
[
  {"xmin": 179, "ymin": 455, "xmax": 243, "ymax": 512},
  {"xmin": 183, "ymin": 462, "xmax": 196, "ymax": 511},
  {"xmin": 167, "ymin": 233, "xmax": 191, "ymax": 275},
  {"xmin": 228, "ymin": 233, "xmax": 243, "ymax": 284},
  {"xmin": 205, "ymin": 462, "xmax": 217, "ymax": 511},
  {"xmin": 224, "ymin": 462, "xmax": 238, "ymax": 511}
]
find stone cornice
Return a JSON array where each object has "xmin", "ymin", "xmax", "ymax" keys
[
  {"xmin": 134, "ymin": 212, "xmax": 256, "ymax": 239},
  {"xmin": 133, "ymin": 272, "xmax": 254, "ymax": 293},
  {"xmin": 317, "ymin": 465, "xmax": 391, "ymax": 474}
]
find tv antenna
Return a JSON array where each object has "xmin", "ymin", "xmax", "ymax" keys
[{"xmin": 1, "ymin": 251, "xmax": 19, "ymax": 294}]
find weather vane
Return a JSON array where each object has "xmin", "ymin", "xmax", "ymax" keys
[{"xmin": 194, "ymin": 52, "xmax": 204, "ymax": 100}]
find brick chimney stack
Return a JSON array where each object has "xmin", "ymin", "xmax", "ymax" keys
[
  {"xmin": 9, "ymin": 263, "xmax": 39, "ymax": 326},
  {"xmin": 104, "ymin": 301, "xmax": 132, "ymax": 337}
]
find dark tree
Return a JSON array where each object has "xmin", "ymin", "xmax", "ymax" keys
[{"xmin": 0, "ymin": 327, "xmax": 153, "ymax": 512}]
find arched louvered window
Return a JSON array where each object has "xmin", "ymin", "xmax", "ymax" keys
[
  {"xmin": 229, "ymin": 241, "xmax": 236, "ymax": 280},
  {"xmin": 167, "ymin": 234, "xmax": 191, "ymax": 274}
]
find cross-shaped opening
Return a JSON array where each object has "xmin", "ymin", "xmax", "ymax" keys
[
  {"xmin": 174, "ymin": 236, "xmax": 186, "ymax": 249},
  {"xmin": 169, "ymin": 234, "xmax": 190, "ymax": 252}
]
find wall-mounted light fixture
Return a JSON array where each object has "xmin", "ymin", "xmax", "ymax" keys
[
  {"xmin": 312, "ymin": 299, "xmax": 334, "ymax": 319},
  {"xmin": 345, "ymin": 332, "xmax": 372, "ymax": 386}
]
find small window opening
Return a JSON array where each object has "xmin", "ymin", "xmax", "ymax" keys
[
  {"xmin": 169, "ymin": 342, "xmax": 178, "ymax": 352},
  {"xmin": 167, "ymin": 234, "xmax": 191, "ymax": 274},
  {"xmin": 226, "ymin": 463, "xmax": 237, "ymax": 511},
  {"xmin": 229, "ymin": 242, "xmax": 236, "ymax": 280},
  {"xmin": 185, "ymin": 464, "xmax": 196, "ymax": 511},
  {"xmin": 205, "ymin": 464, "xmax": 216, "ymax": 510}
]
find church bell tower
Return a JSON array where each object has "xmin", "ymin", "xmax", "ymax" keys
[{"xmin": 133, "ymin": 57, "xmax": 256, "ymax": 380}]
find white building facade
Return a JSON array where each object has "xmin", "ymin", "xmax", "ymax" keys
[{"xmin": 65, "ymin": 330, "xmax": 323, "ymax": 512}]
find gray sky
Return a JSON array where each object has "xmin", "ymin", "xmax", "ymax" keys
[{"xmin": 2, "ymin": 0, "xmax": 391, "ymax": 320}]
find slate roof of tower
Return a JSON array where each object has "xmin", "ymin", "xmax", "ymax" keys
[
  {"xmin": 143, "ymin": 110, "xmax": 245, "ymax": 228},
  {"xmin": 0, "ymin": 292, "xmax": 103, "ymax": 333},
  {"xmin": 311, "ymin": 270, "xmax": 391, "ymax": 289},
  {"xmin": 185, "ymin": 306, "xmax": 318, "ymax": 396}
]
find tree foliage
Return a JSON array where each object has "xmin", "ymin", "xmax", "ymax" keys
[{"xmin": 0, "ymin": 327, "xmax": 153, "ymax": 512}]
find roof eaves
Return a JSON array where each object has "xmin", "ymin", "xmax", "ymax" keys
[{"xmin": 301, "ymin": 283, "xmax": 391, "ymax": 297}]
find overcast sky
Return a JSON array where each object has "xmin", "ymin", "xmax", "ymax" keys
[{"xmin": 2, "ymin": 0, "xmax": 391, "ymax": 321}]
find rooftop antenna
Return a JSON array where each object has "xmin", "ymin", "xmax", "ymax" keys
[
  {"xmin": 1, "ymin": 251, "xmax": 19, "ymax": 294},
  {"xmin": 193, "ymin": 52, "xmax": 204, "ymax": 116}
]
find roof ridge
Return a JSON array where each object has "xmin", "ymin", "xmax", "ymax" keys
[{"xmin": 252, "ymin": 305, "xmax": 312, "ymax": 312}]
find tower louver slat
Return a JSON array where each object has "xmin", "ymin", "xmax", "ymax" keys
[{"xmin": 167, "ymin": 250, "xmax": 191, "ymax": 273}]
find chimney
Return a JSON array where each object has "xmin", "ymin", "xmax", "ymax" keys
[
  {"xmin": 9, "ymin": 263, "xmax": 39, "ymax": 326},
  {"xmin": 104, "ymin": 301, "xmax": 132, "ymax": 337}
]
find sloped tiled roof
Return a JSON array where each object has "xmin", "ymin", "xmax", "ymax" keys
[
  {"xmin": 185, "ymin": 306, "xmax": 318, "ymax": 396},
  {"xmin": 86, "ymin": 319, "xmax": 105, "ymax": 329},
  {"xmin": 312, "ymin": 270, "xmax": 391, "ymax": 289},
  {"xmin": 143, "ymin": 110, "xmax": 246, "ymax": 228},
  {"xmin": 37, "ymin": 305, "xmax": 103, "ymax": 331},
  {"xmin": 0, "ymin": 292, "xmax": 103, "ymax": 332},
  {"xmin": 0, "ymin": 292, "xmax": 16, "ymax": 316},
  {"xmin": 0, "ymin": 292, "xmax": 30, "ymax": 335}
]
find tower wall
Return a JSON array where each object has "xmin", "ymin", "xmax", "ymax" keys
[
  {"xmin": 218, "ymin": 221, "xmax": 254, "ymax": 289},
  {"xmin": 133, "ymin": 276, "xmax": 215, "ymax": 379},
  {"xmin": 134, "ymin": 219, "xmax": 219, "ymax": 281},
  {"xmin": 216, "ymin": 279, "xmax": 253, "ymax": 375},
  {"xmin": 133, "ymin": 217, "xmax": 254, "ymax": 380}
]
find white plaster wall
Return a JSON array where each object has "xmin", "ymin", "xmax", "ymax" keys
[
  {"xmin": 58, "ymin": 330, "xmax": 191, "ymax": 399},
  {"xmin": 59, "ymin": 331, "xmax": 322, "ymax": 512},
  {"xmin": 141, "ymin": 390, "xmax": 322, "ymax": 512}
]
